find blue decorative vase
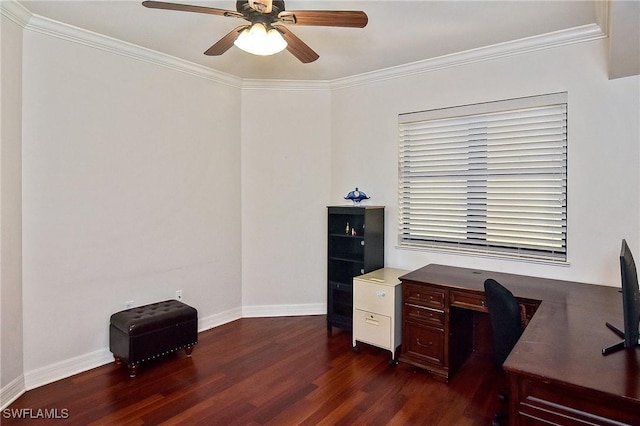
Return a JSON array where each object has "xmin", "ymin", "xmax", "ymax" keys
[{"xmin": 344, "ymin": 187, "xmax": 370, "ymax": 205}]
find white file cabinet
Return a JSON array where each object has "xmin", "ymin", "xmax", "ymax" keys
[{"xmin": 352, "ymin": 268, "xmax": 408, "ymax": 364}]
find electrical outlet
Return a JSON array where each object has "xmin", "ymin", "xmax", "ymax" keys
[
  {"xmin": 176, "ymin": 290, "xmax": 183, "ymax": 301},
  {"xmin": 125, "ymin": 300, "xmax": 134, "ymax": 309}
]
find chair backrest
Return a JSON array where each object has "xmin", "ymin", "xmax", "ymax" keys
[{"xmin": 484, "ymin": 278, "xmax": 523, "ymax": 369}]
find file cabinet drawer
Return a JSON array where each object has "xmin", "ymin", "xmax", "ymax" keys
[
  {"xmin": 353, "ymin": 310, "xmax": 391, "ymax": 349},
  {"xmin": 353, "ymin": 280, "xmax": 395, "ymax": 317}
]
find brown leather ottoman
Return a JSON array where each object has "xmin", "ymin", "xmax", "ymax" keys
[{"xmin": 109, "ymin": 300, "xmax": 198, "ymax": 377}]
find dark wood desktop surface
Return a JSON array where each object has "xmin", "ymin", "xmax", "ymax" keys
[{"xmin": 399, "ymin": 264, "xmax": 640, "ymax": 404}]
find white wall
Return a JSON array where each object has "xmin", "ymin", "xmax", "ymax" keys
[
  {"xmin": 0, "ymin": 11, "xmax": 25, "ymax": 402},
  {"xmin": 20, "ymin": 29, "xmax": 242, "ymax": 384},
  {"xmin": 330, "ymin": 38, "xmax": 640, "ymax": 287},
  {"xmin": 241, "ymin": 85, "xmax": 331, "ymax": 315},
  {"xmin": 4, "ymin": 6, "xmax": 639, "ymax": 401}
]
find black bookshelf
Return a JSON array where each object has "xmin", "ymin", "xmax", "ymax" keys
[{"xmin": 327, "ymin": 206, "xmax": 384, "ymax": 333}]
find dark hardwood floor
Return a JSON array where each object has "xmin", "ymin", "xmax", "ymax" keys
[{"xmin": 4, "ymin": 315, "xmax": 502, "ymax": 425}]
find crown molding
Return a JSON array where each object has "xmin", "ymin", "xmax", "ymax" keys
[
  {"xmin": 21, "ymin": 11, "xmax": 243, "ymax": 88},
  {"xmin": 0, "ymin": 0, "xmax": 31, "ymax": 27},
  {"xmin": 595, "ymin": 0, "xmax": 610, "ymax": 36},
  {"xmin": 330, "ymin": 23, "xmax": 607, "ymax": 90},
  {"xmin": 7, "ymin": 0, "xmax": 606, "ymax": 92},
  {"xmin": 241, "ymin": 79, "xmax": 330, "ymax": 91}
]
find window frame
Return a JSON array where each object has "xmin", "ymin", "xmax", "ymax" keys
[{"xmin": 398, "ymin": 93, "xmax": 568, "ymax": 263}]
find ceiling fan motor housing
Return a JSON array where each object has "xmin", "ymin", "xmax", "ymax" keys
[{"xmin": 237, "ymin": 0, "xmax": 285, "ymax": 21}]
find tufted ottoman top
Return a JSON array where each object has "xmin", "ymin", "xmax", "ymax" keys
[{"xmin": 110, "ymin": 300, "xmax": 197, "ymax": 335}]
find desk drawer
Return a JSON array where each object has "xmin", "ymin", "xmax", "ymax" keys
[
  {"xmin": 354, "ymin": 310, "xmax": 391, "ymax": 349},
  {"xmin": 353, "ymin": 281, "xmax": 395, "ymax": 317},
  {"xmin": 405, "ymin": 304, "xmax": 444, "ymax": 328},
  {"xmin": 404, "ymin": 321, "xmax": 444, "ymax": 366},
  {"xmin": 512, "ymin": 374, "xmax": 640, "ymax": 426},
  {"xmin": 451, "ymin": 290, "xmax": 487, "ymax": 312},
  {"xmin": 404, "ymin": 284, "xmax": 445, "ymax": 309}
]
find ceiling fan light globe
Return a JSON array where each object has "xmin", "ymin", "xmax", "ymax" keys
[
  {"xmin": 234, "ymin": 23, "xmax": 287, "ymax": 56},
  {"xmin": 266, "ymin": 28, "xmax": 287, "ymax": 52}
]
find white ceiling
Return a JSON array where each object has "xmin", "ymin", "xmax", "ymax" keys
[{"xmin": 17, "ymin": 0, "xmax": 604, "ymax": 81}]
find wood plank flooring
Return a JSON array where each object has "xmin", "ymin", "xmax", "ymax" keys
[{"xmin": 4, "ymin": 315, "xmax": 503, "ymax": 425}]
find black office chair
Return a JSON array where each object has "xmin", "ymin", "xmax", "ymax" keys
[{"xmin": 484, "ymin": 278, "xmax": 524, "ymax": 426}]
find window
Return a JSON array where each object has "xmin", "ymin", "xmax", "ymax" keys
[{"xmin": 398, "ymin": 93, "xmax": 567, "ymax": 262}]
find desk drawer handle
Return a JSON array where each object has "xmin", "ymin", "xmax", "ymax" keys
[
  {"xmin": 416, "ymin": 338, "xmax": 433, "ymax": 348},
  {"xmin": 412, "ymin": 311, "xmax": 434, "ymax": 319}
]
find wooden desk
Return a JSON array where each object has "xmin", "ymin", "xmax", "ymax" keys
[{"xmin": 398, "ymin": 264, "xmax": 640, "ymax": 425}]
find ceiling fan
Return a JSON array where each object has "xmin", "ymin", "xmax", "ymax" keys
[{"xmin": 142, "ymin": 0, "xmax": 368, "ymax": 63}]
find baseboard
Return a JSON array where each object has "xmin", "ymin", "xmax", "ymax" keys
[
  {"xmin": 14, "ymin": 306, "xmax": 317, "ymax": 396},
  {"xmin": 198, "ymin": 307, "xmax": 242, "ymax": 332},
  {"xmin": 23, "ymin": 348, "xmax": 114, "ymax": 391},
  {"xmin": 242, "ymin": 303, "xmax": 326, "ymax": 318},
  {"xmin": 18, "ymin": 307, "xmax": 241, "ymax": 394},
  {"xmin": 1, "ymin": 375, "xmax": 26, "ymax": 410}
]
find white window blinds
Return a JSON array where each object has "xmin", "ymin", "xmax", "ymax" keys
[{"xmin": 398, "ymin": 93, "xmax": 567, "ymax": 261}]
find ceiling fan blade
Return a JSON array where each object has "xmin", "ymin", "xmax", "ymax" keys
[
  {"xmin": 278, "ymin": 10, "xmax": 368, "ymax": 28},
  {"xmin": 204, "ymin": 26, "xmax": 248, "ymax": 56},
  {"xmin": 276, "ymin": 26, "xmax": 319, "ymax": 63},
  {"xmin": 142, "ymin": 1, "xmax": 243, "ymax": 19}
]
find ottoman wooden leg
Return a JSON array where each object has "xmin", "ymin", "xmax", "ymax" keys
[
  {"xmin": 128, "ymin": 364, "xmax": 138, "ymax": 378},
  {"xmin": 185, "ymin": 345, "xmax": 194, "ymax": 357},
  {"xmin": 114, "ymin": 355, "xmax": 123, "ymax": 365}
]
